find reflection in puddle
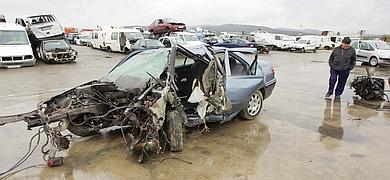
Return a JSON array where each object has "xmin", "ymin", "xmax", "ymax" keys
[
  {"xmin": 33, "ymin": 120, "xmax": 271, "ymax": 179},
  {"xmin": 319, "ymin": 99, "xmax": 343, "ymax": 149}
]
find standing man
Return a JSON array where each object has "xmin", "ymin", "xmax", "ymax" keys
[
  {"xmin": 0, "ymin": 15, "xmax": 6, "ymax": 22},
  {"xmin": 326, "ymin": 37, "xmax": 356, "ymax": 100},
  {"xmin": 119, "ymin": 32, "xmax": 127, "ymax": 52}
]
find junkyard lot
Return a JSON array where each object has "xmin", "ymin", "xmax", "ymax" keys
[{"xmin": 1, "ymin": 46, "xmax": 390, "ymax": 180}]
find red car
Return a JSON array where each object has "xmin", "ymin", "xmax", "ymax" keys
[{"xmin": 148, "ymin": 18, "xmax": 186, "ymax": 35}]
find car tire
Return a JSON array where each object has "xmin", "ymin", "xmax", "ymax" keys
[
  {"xmin": 239, "ymin": 90, "xmax": 264, "ymax": 120},
  {"xmin": 124, "ymin": 47, "xmax": 130, "ymax": 54},
  {"xmin": 324, "ymin": 46, "xmax": 331, "ymax": 50},
  {"xmin": 165, "ymin": 110, "xmax": 184, "ymax": 152},
  {"xmin": 369, "ymin": 57, "xmax": 378, "ymax": 66},
  {"xmin": 313, "ymin": 49, "xmax": 317, "ymax": 53},
  {"xmin": 67, "ymin": 115, "xmax": 98, "ymax": 137},
  {"xmin": 107, "ymin": 46, "xmax": 112, "ymax": 52}
]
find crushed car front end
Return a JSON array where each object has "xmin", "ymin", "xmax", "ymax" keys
[{"xmin": 40, "ymin": 40, "xmax": 77, "ymax": 63}]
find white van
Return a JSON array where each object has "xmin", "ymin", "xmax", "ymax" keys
[
  {"xmin": 169, "ymin": 32, "xmax": 204, "ymax": 45},
  {"xmin": 0, "ymin": 23, "xmax": 36, "ymax": 68},
  {"xmin": 290, "ymin": 36, "xmax": 321, "ymax": 53},
  {"xmin": 251, "ymin": 32, "xmax": 295, "ymax": 50},
  {"xmin": 319, "ymin": 36, "xmax": 335, "ymax": 50},
  {"xmin": 104, "ymin": 28, "xmax": 143, "ymax": 52},
  {"xmin": 91, "ymin": 30, "xmax": 103, "ymax": 49},
  {"xmin": 15, "ymin": 14, "xmax": 63, "ymax": 40}
]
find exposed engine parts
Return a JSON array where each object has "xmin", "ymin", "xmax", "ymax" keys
[{"xmin": 351, "ymin": 68, "xmax": 388, "ymax": 101}]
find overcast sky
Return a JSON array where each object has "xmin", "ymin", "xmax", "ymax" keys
[{"xmin": 1, "ymin": 0, "xmax": 389, "ymax": 34}]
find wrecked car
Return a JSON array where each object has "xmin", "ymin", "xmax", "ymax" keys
[
  {"xmin": 37, "ymin": 39, "xmax": 78, "ymax": 63},
  {"xmin": 148, "ymin": 18, "xmax": 186, "ymax": 35},
  {"xmin": 0, "ymin": 45, "xmax": 276, "ymax": 162},
  {"xmin": 15, "ymin": 14, "xmax": 64, "ymax": 40}
]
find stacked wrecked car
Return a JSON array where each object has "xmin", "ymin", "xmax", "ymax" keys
[{"xmin": 15, "ymin": 14, "xmax": 78, "ymax": 63}]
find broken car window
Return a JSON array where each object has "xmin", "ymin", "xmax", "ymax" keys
[
  {"xmin": 43, "ymin": 40, "xmax": 70, "ymax": 51},
  {"xmin": 100, "ymin": 49, "xmax": 169, "ymax": 90},
  {"xmin": 175, "ymin": 52, "xmax": 195, "ymax": 67},
  {"xmin": 28, "ymin": 15, "xmax": 56, "ymax": 25}
]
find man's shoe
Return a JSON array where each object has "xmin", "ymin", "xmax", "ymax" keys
[
  {"xmin": 325, "ymin": 93, "xmax": 332, "ymax": 99},
  {"xmin": 335, "ymin": 95, "xmax": 341, "ymax": 100}
]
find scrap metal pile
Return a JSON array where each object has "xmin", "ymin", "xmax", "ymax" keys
[{"xmin": 351, "ymin": 68, "xmax": 388, "ymax": 101}]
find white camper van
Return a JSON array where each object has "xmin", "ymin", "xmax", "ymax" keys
[
  {"xmin": 251, "ymin": 32, "xmax": 295, "ymax": 50},
  {"xmin": 0, "ymin": 23, "xmax": 36, "ymax": 68},
  {"xmin": 15, "ymin": 14, "xmax": 63, "ymax": 40},
  {"xmin": 92, "ymin": 27, "xmax": 144, "ymax": 53},
  {"xmin": 104, "ymin": 28, "xmax": 143, "ymax": 52}
]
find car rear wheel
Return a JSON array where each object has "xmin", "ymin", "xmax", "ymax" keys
[
  {"xmin": 239, "ymin": 90, "xmax": 264, "ymax": 120},
  {"xmin": 67, "ymin": 114, "xmax": 98, "ymax": 137},
  {"xmin": 369, "ymin": 57, "xmax": 378, "ymax": 66}
]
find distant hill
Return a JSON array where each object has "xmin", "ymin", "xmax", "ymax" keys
[
  {"xmin": 121, "ymin": 24, "xmax": 322, "ymax": 36},
  {"xmin": 194, "ymin": 24, "xmax": 322, "ymax": 36}
]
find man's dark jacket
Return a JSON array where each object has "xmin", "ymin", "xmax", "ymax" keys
[{"xmin": 329, "ymin": 46, "xmax": 356, "ymax": 70}]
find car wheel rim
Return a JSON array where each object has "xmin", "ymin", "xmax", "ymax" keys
[
  {"xmin": 247, "ymin": 93, "xmax": 262, "ymax": 116},
  {"xmin": 370, "ymin": 58, "xmax": 378, "ymax": 66}
]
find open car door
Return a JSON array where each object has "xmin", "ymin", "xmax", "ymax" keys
[{"xmin": 223, "ymin": 49, "xmax": 265, "ymax": 113}]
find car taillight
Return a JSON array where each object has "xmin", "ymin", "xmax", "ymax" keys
[{"xmin": 272, "ymin": 67, "xmax": 275, "ymax": 76}]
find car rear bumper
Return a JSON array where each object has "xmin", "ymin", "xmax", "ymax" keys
[
  {"xmin": 0, "ymin": 59, "xmax": 36, "ymax": 68},
  {"xmin": 264, "ymin": 81, "xmax": 276, "ymax": 99}
]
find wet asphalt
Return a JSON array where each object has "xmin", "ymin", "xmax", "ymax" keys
[{"xmin": 0, "ymin": 46, "xmax": 389, "ymax": 180}]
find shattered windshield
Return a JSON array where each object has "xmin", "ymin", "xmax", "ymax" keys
[
  {"xmin": 371, "ymin": 42, "xmax": 390, "ymax": 50},
  {"xmin": 125, "ymin": 32, "xmax": 143, "ymax": 40},
  {"xmin": 43, "ymin": 40, "xmax": 70, "ymax": 51},
  {"xmin": 0, "ymin": 30, "xmax": 29, "ymax": 45},
  {"xmin": 101, "ymin": 49, "xmax": 169, "ymax": 90}
]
